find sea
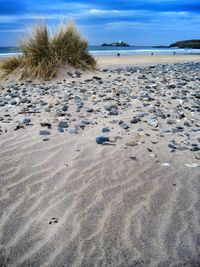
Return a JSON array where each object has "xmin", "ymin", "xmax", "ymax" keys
[{"xmin": 0, "ymin": 46, "xmax": 200, "ymax": 58}]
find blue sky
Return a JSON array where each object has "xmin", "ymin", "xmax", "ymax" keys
[{"xmin": 0, "ymin": 0, "xmax": 200, "ymax": 46}]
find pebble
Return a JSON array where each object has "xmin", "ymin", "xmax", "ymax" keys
[
  {"xmin": 102, "ymin": 127, "xmax": 110, "ymax": 133},
  {"xmin": 96, "ymin": 136, "xmax": 110, "ymax": 144},
  {"xmin": 22, "ymin": 117, "xmax": 31, "ymax": 125},
  {"xmin": 57, "ymin": 121, "xmax": 68, "ymax": 128},
  {"xmin": 108, "ymin": 108, "xmax": 118, "ymax": 115},
  {"xmin": 131, "ymin": 117, "xmax": 141, "ymax": 124},
  {"xmin": 119, "ymin": 121, "xmax": 129, "ymax": 130},
  {"xmin": 68, "ymin": 128, "xmax": 79, "ymax": 134},
  {"xmin": 62, "ymin": 106, "xmax": 68, "ymax": 112},
  {"xmin": 39, "ymin": 130, "xmax": 51, "ymax": 135},
  {"xmin": 147, "ymin": 118, "xmax": 158, "ymax": 127}
]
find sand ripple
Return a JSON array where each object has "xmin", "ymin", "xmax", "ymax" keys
[{"xmin": 0, "ymin": 126, "xmax": 200, "ymax": 267}]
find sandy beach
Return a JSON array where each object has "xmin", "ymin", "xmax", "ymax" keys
[
  {"xmin": 0, "ymin": 59, "xmax": 200, "ymax": 266},
  {"xmin": 97, "ymin": 54, "xmax": 200, "ymax": 67}
]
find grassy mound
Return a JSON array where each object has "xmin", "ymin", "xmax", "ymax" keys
[{"xmin": 1, "ymin": 22, "xmax": 96, "ymax": 80}]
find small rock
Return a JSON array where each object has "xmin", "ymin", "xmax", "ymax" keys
[
  {"xmin": 126, "ymin": 141, "xmax": 138, "ymax": 147},
  {"xmin": 131, "ymin": 117, "xmax": 141, "ymax": 124},
  {"xmin": 87, "ymin": 108, "xmax": 94, "ymax": 113},
  {"xmin": 147, "ymin": 118, "xmax": 158, "ymax": 127},
  {"xmin": 109, "ymin": 108, "xmax": 118, "ymax": 115},
  {"xmin": 22, "ymin": 117, "xmax": 31, "ymax": 125},
  {"xmin": 96, "ymin": 136, "xmax": 110, "ymax": 144},
  {"xmin": 39, "ymin": 130, "xmax": 51, "ymax": 135},
  {"xmin": 58, "ymin": 121, "xmax": 68, "ymax": 129},
  {"xmin": 62, "ymin": 106, "xmax": 68, "ymax": 112},
  {"xmin": 68, "ymin": 128, "xmax": 79, "ymax": 134},
  {"xmin": 119, "ymin": 121, "xmax": 129, "ymax": 130},
  {"xmin": 102, "ymin": 127, "xmax": 110, "ymax": 133}
]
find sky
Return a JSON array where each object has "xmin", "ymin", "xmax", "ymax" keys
[{"xmin": 0, "ymin": 0, "xmax": 200, "ymax": 46}]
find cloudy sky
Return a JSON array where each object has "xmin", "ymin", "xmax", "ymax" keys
[{"xmin": 0, "ymin": 0, "xmax": 200, "ymax": 46}]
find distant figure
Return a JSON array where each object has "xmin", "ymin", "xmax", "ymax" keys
[
  {"xmin": 151, "ymin": 52, "xmax": 154, "ymax": 56},
  {"xmin": 173, "ymin": 51, "xmax": 176, "ymax": 55},
  {"xmin": 117, "ymin": 53, "xmax": 120, "ymax": 57}
]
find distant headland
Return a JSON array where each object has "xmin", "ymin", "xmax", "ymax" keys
[
  {"xmin": 101, "ymin": 41, "xmax": 130, "ymax": 47},
  {"xmin": 170, "ymin": 39, "xmax": 200, "ymax": 49}
]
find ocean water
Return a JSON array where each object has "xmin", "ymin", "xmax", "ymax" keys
[{"xmin": 0, "ymin": 46, "xmax": 200, "ymax": 58}]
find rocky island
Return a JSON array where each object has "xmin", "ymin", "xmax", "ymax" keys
[{"xmin": 102, "ymin": 41, "xmax": 130, "ymax": 47}]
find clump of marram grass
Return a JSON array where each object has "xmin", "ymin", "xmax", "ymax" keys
[
  {"xmin": 1, "ymin": 56, "xmax": 21, "ymax": 75},
  {"xmin": 52, "ymin": 23, "xmax": 96, "ymax": 70},
  {"xmin": 1, "ymin": 22, "xmax": 96, "ymax": 80}
]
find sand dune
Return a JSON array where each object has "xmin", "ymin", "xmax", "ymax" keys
[{"xmin": 0, "ymin": 62, "xmax": 200, "ymax": 266}]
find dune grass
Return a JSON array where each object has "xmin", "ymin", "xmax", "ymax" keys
[{"xmin": 1, "ymin": 22, "xmax": 96, "ymax": 80}]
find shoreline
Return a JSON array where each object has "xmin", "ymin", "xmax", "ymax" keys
[{"xmin": 96, "ymin": 54, "xmax": 200, "ymax": 67}]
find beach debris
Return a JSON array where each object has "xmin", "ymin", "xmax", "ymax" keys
[
  {"xmin": 96, "ymin": 136, "xmax": 110, "ymax": 144},
  {"xmin": 184, "ymin": 163, "xmax": 199, "ymax": 168},
  {"xmin": 150, "ymin": 153, "xmax": 157, "ymax": 158},
  {"xmin": 14, "ymin": 122, "xmax": 25, "ymax": 131},
  {"xmin": 161, "ymin": 163, "xmax": 170, "ymax": 167}
]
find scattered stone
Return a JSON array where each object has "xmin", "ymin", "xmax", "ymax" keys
[
  {"xmin": 131, "ymin": 117, "xmax": 141, "ymax": 124},
  {"xmin": 126, "ymin": 141, "xmax": 138, "ymax": 147},
  {"xmin": 102, "ymin": 127, "xmax": 110, "ymax": 133},
  {"xmin": 58, "ymin": 121, "xmax": 68, "ymax": 129},
  {"xmin": 62, "ymin": 105, "xmax": 68, "ymax": 112},
  {"xmin": 119, "ymin": 121, "xmax": 129, "ymax": 130},
  {"xmin": 96, "ymin": 136, "xmax": 110, "ymax": 144},
  {"xmin": 109, "ymin": 108, "xmax": 118, "ymax": 116},
  {"xmin": 129, "ymin": 156, "xmax": 137, "ymax": 161},
  {"xmin": 39, "ymin": 130, "xmax": 51, "ymax": 135},
  {"xmin": 40, "ymin": 122, "xmax": 52, "ymax": 128},
  {"xmin": 68, "ymin": 127, "xmax": 79, "ymax": 134},
  {"xmin": 22, "ymin": 117, "xmax": 31, "ymax": 125},
  {"xmin": 147, "ymin": 118, "xmax": 158, "ymax": 127},
  {"xmin": 87, "ymin": 108, "xmax": 94, "ymax": 113}
]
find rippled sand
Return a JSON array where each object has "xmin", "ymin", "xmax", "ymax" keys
[
  {"xmin": 0, "ymin": 117, "xmax": 200, "ymax": 266},
  {"xmin": 0, "ymin": 62, "xmax": 200, "ymax": 266}
]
